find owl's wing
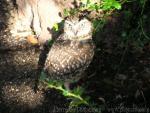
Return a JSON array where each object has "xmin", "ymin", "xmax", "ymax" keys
[{"xmin": 44, "ymin": 40, "xmax": 94, "ymax": 76}]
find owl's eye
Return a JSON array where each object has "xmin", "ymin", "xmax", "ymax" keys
[
  {"xmin": 80, "ymin": 23, "xmax": 85, "ymax": 27},
  {"xmin": 68, "ymin": 24, "xmax": 72, "ymax": 29},
  {"xmin": 68, "ymin": 24, "xmax": 72, "ymax": 27}
]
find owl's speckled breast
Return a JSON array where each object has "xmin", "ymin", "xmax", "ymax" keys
[
  {"xmin": 44, "ymin": 38, "xmax": 95, "ymax": 82},
  {"xmin": 44, "ymin": 16, "xmax": 95, "ymax": 82}
]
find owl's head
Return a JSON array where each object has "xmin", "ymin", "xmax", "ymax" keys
[{"xmin": 64, "ymin": 17, "xmax": 93, "ymax": 40}]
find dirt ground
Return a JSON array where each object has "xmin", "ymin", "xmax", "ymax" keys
[
  {"xmin": 0, "ymin": 1, "xmax": 68, "ymax": 113},
  {"xmin": 0, "ymin": 0, "xmax": 150, "ymax": 113}
]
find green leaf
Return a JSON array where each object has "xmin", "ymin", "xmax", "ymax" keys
[
  {"xmin": 112, "ymin": 1, "xmax": 121, "ymax": 9},
  {"xmin": 72, "ymin": 86, "xmax": 84, "ymax": 95},
  {"xmin": 63, "ymin": 9, "xmax": 70, "ymax": 17},
  {"xmin": 63, "ymin": 90, "xmax": 69, "ymax": 96},
  {"xmin": 47, "ymin": 79, "xmax": 56, "ymax": 85},
  {"xmin": 102, "ymin": 0, "xmax": 121, "ymax": 10},
  {"xmin": 86, "ymin": 0, "xmax": 91, "ymax": 6},
  {"xmin": 48, "ymin": 39, "xmax": 54, "ymax": 46},
  {"xmin": 53, "ymin": 23, "xmax": 59, "ymax": 31}
]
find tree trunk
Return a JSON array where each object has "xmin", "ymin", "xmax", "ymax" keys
[{"xmin": 10, "ymin": 0, "xmax": 75, "ymax": 44}]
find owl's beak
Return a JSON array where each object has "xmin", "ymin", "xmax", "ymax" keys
[{"xmin": 74, "ymin": 31, "xmax": 78, "ymax": 35}]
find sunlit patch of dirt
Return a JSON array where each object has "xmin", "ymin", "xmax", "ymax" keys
[{"xmin": 2, "ymin": 81, "xmax": 44, "ymax": 109}]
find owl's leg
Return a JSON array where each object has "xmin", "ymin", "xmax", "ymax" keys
[
  {"xmin": 64, "ymin": 82, "xmax": 72, "ymax": 91},
  {"xmin": 64, "ymin": 81, "xmax": 79, "ymax": 91},
  {"xmin": 64, "ymin": 72, "xmax": 87, "ymax": 90}
]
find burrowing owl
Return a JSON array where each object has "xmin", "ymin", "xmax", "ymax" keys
[{"xmin": 44, "ymin": 17, "xmax": 95, "ymax": 84}]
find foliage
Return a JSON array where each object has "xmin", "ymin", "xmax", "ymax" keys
[
  {"xmin": 64, "ymin": 0, "xmax": 122, "ymax": 14},
  {"xmin": 102, "ymin": 0, "xmax": 121, "ymax": 10},
  {"xmin": 120, "ymin": 0, "xmax": 150, "ymax": 49},
  {"xmin": 53, "ymin": 0, "xmax": 150, "ymax": 48},
  {"xmin": 62, "ymin": 0, "xmax": 123, "ymax": 34},
  {"xmin": 53, "ymin": 23, "xmax": 59, "ymax": 31},
  {"xmin": 40, "ymin": 72, "xmax": 88, "ymax": 111},
  {"xmin": 40, "ymin": 72, "xmax": 102, "ymax": 113}
]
